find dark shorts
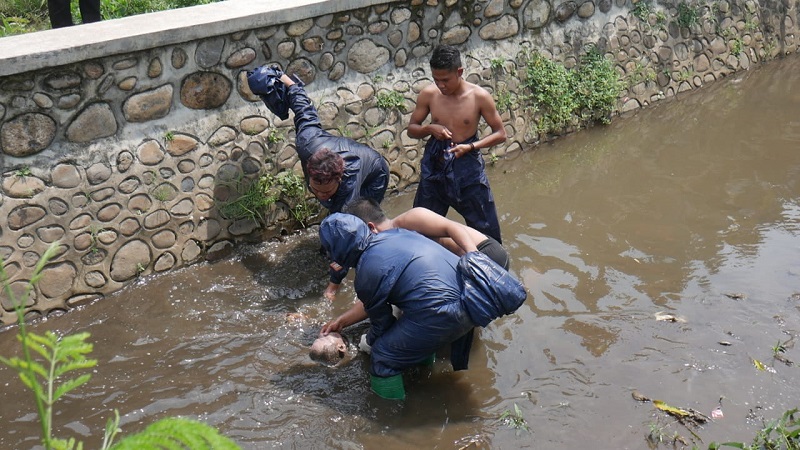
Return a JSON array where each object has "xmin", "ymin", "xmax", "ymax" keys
[{"xmin": 477, "ymin": 237, "xmax": 509, "ymax": 270}]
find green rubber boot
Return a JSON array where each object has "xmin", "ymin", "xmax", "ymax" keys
[
  {"xmin": 370, "ymin": 374, "xmax": 406, "ymax": 400},
  {"xmin": 419, "ymin": 354, "xmax": 435, "ymax": 367}
]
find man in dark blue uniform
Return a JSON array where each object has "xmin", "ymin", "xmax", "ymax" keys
[
  {"xmin": 319, "ymin": 213, "xmax": 526, "ymax": 400},
  {"xmin": 248, "ymin": 66, "xmax": 390, "ymax": 214},
  {"xmin": 248, "ymin": 67, "xmax": 390, "ymax": 298}
]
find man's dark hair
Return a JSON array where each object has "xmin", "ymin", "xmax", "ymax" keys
[
  {"xmin": 307, "ymin": 148, "xmax": 344, "ymax": 184},
  {"xmin": 344, "ymin": 198, "xmax": 387, "ymax": 224},
  {"xmin": 430, "ymin": 45, "xmax": 462, "ymax": 71}
]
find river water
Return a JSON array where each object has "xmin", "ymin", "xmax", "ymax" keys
[{"xmin": 2, "ymin": 55, "xmax": 800, "ymax": 449}]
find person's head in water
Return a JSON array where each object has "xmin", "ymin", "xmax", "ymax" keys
[
  {"xmin": 343, "ymin": 198, "xmax": 390, "ymax": 233},
  {"xmin": 309, "ymin": 331, "xmax": 348, "ymax": 366},
  {"xmin": 307, "ymin": 148, "xmax": 344, "ymax": 202},
  {"xmin": 430, "ymin": 45, "xmax": 464, "ymax": 96}
]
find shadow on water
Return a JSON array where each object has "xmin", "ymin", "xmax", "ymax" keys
[{"xmin": 2, "ymin": 55, "xmax": 800, "ymax": 449}]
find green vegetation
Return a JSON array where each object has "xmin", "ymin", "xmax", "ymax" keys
[
  {"xmin": 632, "ymin": 0, "xmax": 653, "ymax": 22},
  {"xmin": 0, "ymin": 243, "xmax": 241, "ymax": 449},
  {"xmin": 676, "ymin": 1, "xmax": 700, "ymax": 29},
  {"xmin": 495, "ymin": 88, "xmax": 516, "ymax": 112},
  {"xmin": 14, "ymin": 166, "xmax": 33, "ymax": 177},
  {"xmin": 731, "ymin": 37, "xmax": 744, "ymax": 56},
  {"xmin": 628, "ymin": 61, "xmax": 657, "ymax": 87},
  {"xmin": 267, "ymin": 128, "xmax": 285, "ymax": 144},
  {"xmin": 163, "ymin": 130, "xmax": 175, "ymax": 142},
  {"xmin": 490, "ymin": 57, "xmax": 505, "ymax": 72},
  {"xmin": 1, "ymin": 0, "xmax": 223, "ymax": 36},
  {"xmin": 499, "ymin": 403, "xmax": 530, "ymax": 435},
  {"xmin": 376, "ymin": 90, "xmax": 406, "ymax": 112},
  {"xmin": 219, "ymin": 171, "xmax": 318, "ymax": 227},
  {"xmin": 519, "ymin": 45, "xmax": 623, "ymax": 135},
  {"xmin": 709, "ymin": 408, "xmax": 799, "ymax": 450}
]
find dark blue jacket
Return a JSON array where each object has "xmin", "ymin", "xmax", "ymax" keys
[
  {"xmin": 319, "ymin": 213, "xmax": 527, "ymax": 377},
  {"xmin": 247, "ymin": 66, "xmax": 389, "ymax": 214}
]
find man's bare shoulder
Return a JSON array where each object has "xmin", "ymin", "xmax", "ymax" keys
[{"xmin": 464, "ymin": 80, "xmax": 492, "ymax": 98}]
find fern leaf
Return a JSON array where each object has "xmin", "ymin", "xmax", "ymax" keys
[
  {"xmin": 111, "ymin": 417, "xmax": 240, "ymax": 450},
  {"xmin": 24, "ymin": 332, "xmax": 55, "ymax": 360},
  {"xmin": 59, "ymin": 332, "xmax": 94, "ymax": 354},
  {"xmin": 53, "ymin": 374, "xmax": 92, "ymax": 402},
  {"xmin": 15, "ymin": 358, "xmax": 49, "ymax": 379},
  {"xmin": 54, "ymin": 359, "xmax": 97, "ymax": 378}
]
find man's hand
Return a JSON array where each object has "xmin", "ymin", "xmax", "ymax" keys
[
  {"xmin": 321, "ymin": 317, "xmax": 345, "ymax": 335},
  {"xmin": 430, "ymin": 124, "xmax": 453, "ymax": 141},
  {"xmin": 323, "ymin": 282, "xmax": 340, "ymax": 301},
  {"xmin": 448, "ymin": 143, "xmax": 473, "ymax": 158}
]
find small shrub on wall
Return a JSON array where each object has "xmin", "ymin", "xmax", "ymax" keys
[{"xmin": 518, "ymin": 45, "xmax": 623, "ymax": 137}]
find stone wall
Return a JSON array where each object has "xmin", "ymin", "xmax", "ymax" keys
[{"xmin": 0, "ymin": 0, "xmax": 797, "ymax": 326}]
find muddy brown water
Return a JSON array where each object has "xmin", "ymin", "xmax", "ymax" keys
[{"xmin": 3, "ymin": 56, "xmax": 800, "ymax": 449}]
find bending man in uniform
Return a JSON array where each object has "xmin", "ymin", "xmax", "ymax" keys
[
  {"xmin": 319, "ymin": 213, "xmax": 526, "ymax": 400},
  {"xmin": 344, "ymin": 198, "xmax": 509, "ymax": 270},
  {"xmin": 248, "ymin": 66, "xmax": 390, "ymax": 298},
  {"xmin": 408, "ymin": 44, "xmax": 507, "ymax": 244}
]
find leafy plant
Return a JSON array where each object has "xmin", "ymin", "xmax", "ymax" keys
[
  {"xmin": 267, "ymin": 128, "xmax": 285, "ymax": 144},
  {"xmin": 495, "ymin": 88, "xmax": 517, "ymax": 112},
  {"xmin": 382, "ymin": 139, "xmax": 393, "ymax": 149},
  {"xmin": 1, "ymin": 16, "xmax": 33, "ymax": 36},
  {"xmin": 654, "ymin": 10, "xmax": 667, "ymax": 26},
  {"xmin": 709, "ymin": 408, "xmax": 800, "ymax": 449},
  {"xmin": 676, "ymin": 1, "xmax": 700, "ymax": 29},
  {"xmin": 14, "ymin": 166, "xmax": 33, "ymax": 177},
  {"xmin": 677, "ymin": 67, "xmax": 694, "ymax": 82},
  {"xmin": 519, "ymin": 46, "xmax": 622, "ymax": 134},
  {"xmin": 488, "ymin": 152, "xmax": 499, "ymax": 165},
  {"xmin": 376, "ymin": 90, "xmax": 406, "ymax": 111},
  {"xmin": 520, "ymin": 49, "xmax": 575, "ymax": 134},
  {"xmin": 574, "ymin": 46, "xmax": 624, "ymax": 125},
  {"xmin": 0, "ymin": 242, "xmax": 241, "ymax": 449},
  {"xmin": 163, "ymin": 130, "xmax": 175, "ymax": 142},
  {"xmin": 632, "ymin": 0, "xmax": 652, "ymax": 22},
  {"xmin": 219, "ymin": 171, "xmax": 318, "ymax": 227},
  {"xmin": 490, "ymin": 57, "xmax": 505, "ymax": 72},
  {"xmin": 499, "ymin": 403, "xmax": 530, "ymax": 435},
  {"xmin": 731, "ymin": 37, "xmax": 744, "ymax": 56}
]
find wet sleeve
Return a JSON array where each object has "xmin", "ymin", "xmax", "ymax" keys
[
  {"xmin": 286, "ymin": 84, "xmax": 323, "ymax": 163},
  {"xmin": 359, "ymin": 157, "xmax": 389, "ymax": 204},
  {"xmin": 328, "ymin": 261, "xmax": 348, "ymax": 285}
]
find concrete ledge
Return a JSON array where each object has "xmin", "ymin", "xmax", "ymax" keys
[{"xmin": 0, "ymin": 0, "xmax": 387, "ymax": 77}]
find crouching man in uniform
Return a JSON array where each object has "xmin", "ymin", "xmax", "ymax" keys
[{"xmin": 318, "ymin": 213, "xmax": 526, "ymax": 400}]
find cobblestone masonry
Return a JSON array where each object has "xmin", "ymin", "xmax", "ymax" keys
[{"xmin": 0, "ymin": 0, "xmax": 798, "ymax": 325}]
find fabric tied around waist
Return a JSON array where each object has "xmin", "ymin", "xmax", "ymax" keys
[{"xmin": 458, "ymin": 251, "xmax": 527, "ymax": 327}]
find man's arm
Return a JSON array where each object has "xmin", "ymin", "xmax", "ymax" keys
[
  {"xmin": 394, "ymin": 207, "xmax": 479, "ymax": 254},
  {"xmin": 321, "ymin": 300, "xmax": 368, "ymax": 334},
  {"xmin": 472, "ymin": 88, "xmax": 507, "ymax": 151}
]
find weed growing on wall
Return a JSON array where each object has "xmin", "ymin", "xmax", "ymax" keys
[
  {"xmin": 632, "ymin": 0, "xmax": 653, "ymax": 22},
  {"xmin": 518, "ymin": 46, "xmax": 623, "ymax": 136},
  {"xmin": 0, "ymin": 243, "xmax": 241, "ymax": 449},
  {"xmin": 376, "ymin": 90, "xmax": 406, "ymax": 112},
  {"xmin": 219, "ymin": 171, "xmax": 319, "ymax": 227},
  {"xmin": 676, "ymin": 1, "xmax": 700, "ymax": 29}
]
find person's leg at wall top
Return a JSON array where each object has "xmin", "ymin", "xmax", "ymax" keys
[
  {"xmin": 79, "ymin": 0, "xmax": 101, "ymax": 24},
  {"xmin": 48, "ymin": 0, "xmax": 74, "ymax": 28}
]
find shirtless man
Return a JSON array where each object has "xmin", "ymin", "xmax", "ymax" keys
[
  {"xmin": 344, "ymin": 198, "xmax": 509, "ymax": 270},
  {"xmin": 408, "ymin": 44, "xmax": 507, "ymax": 244}
]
